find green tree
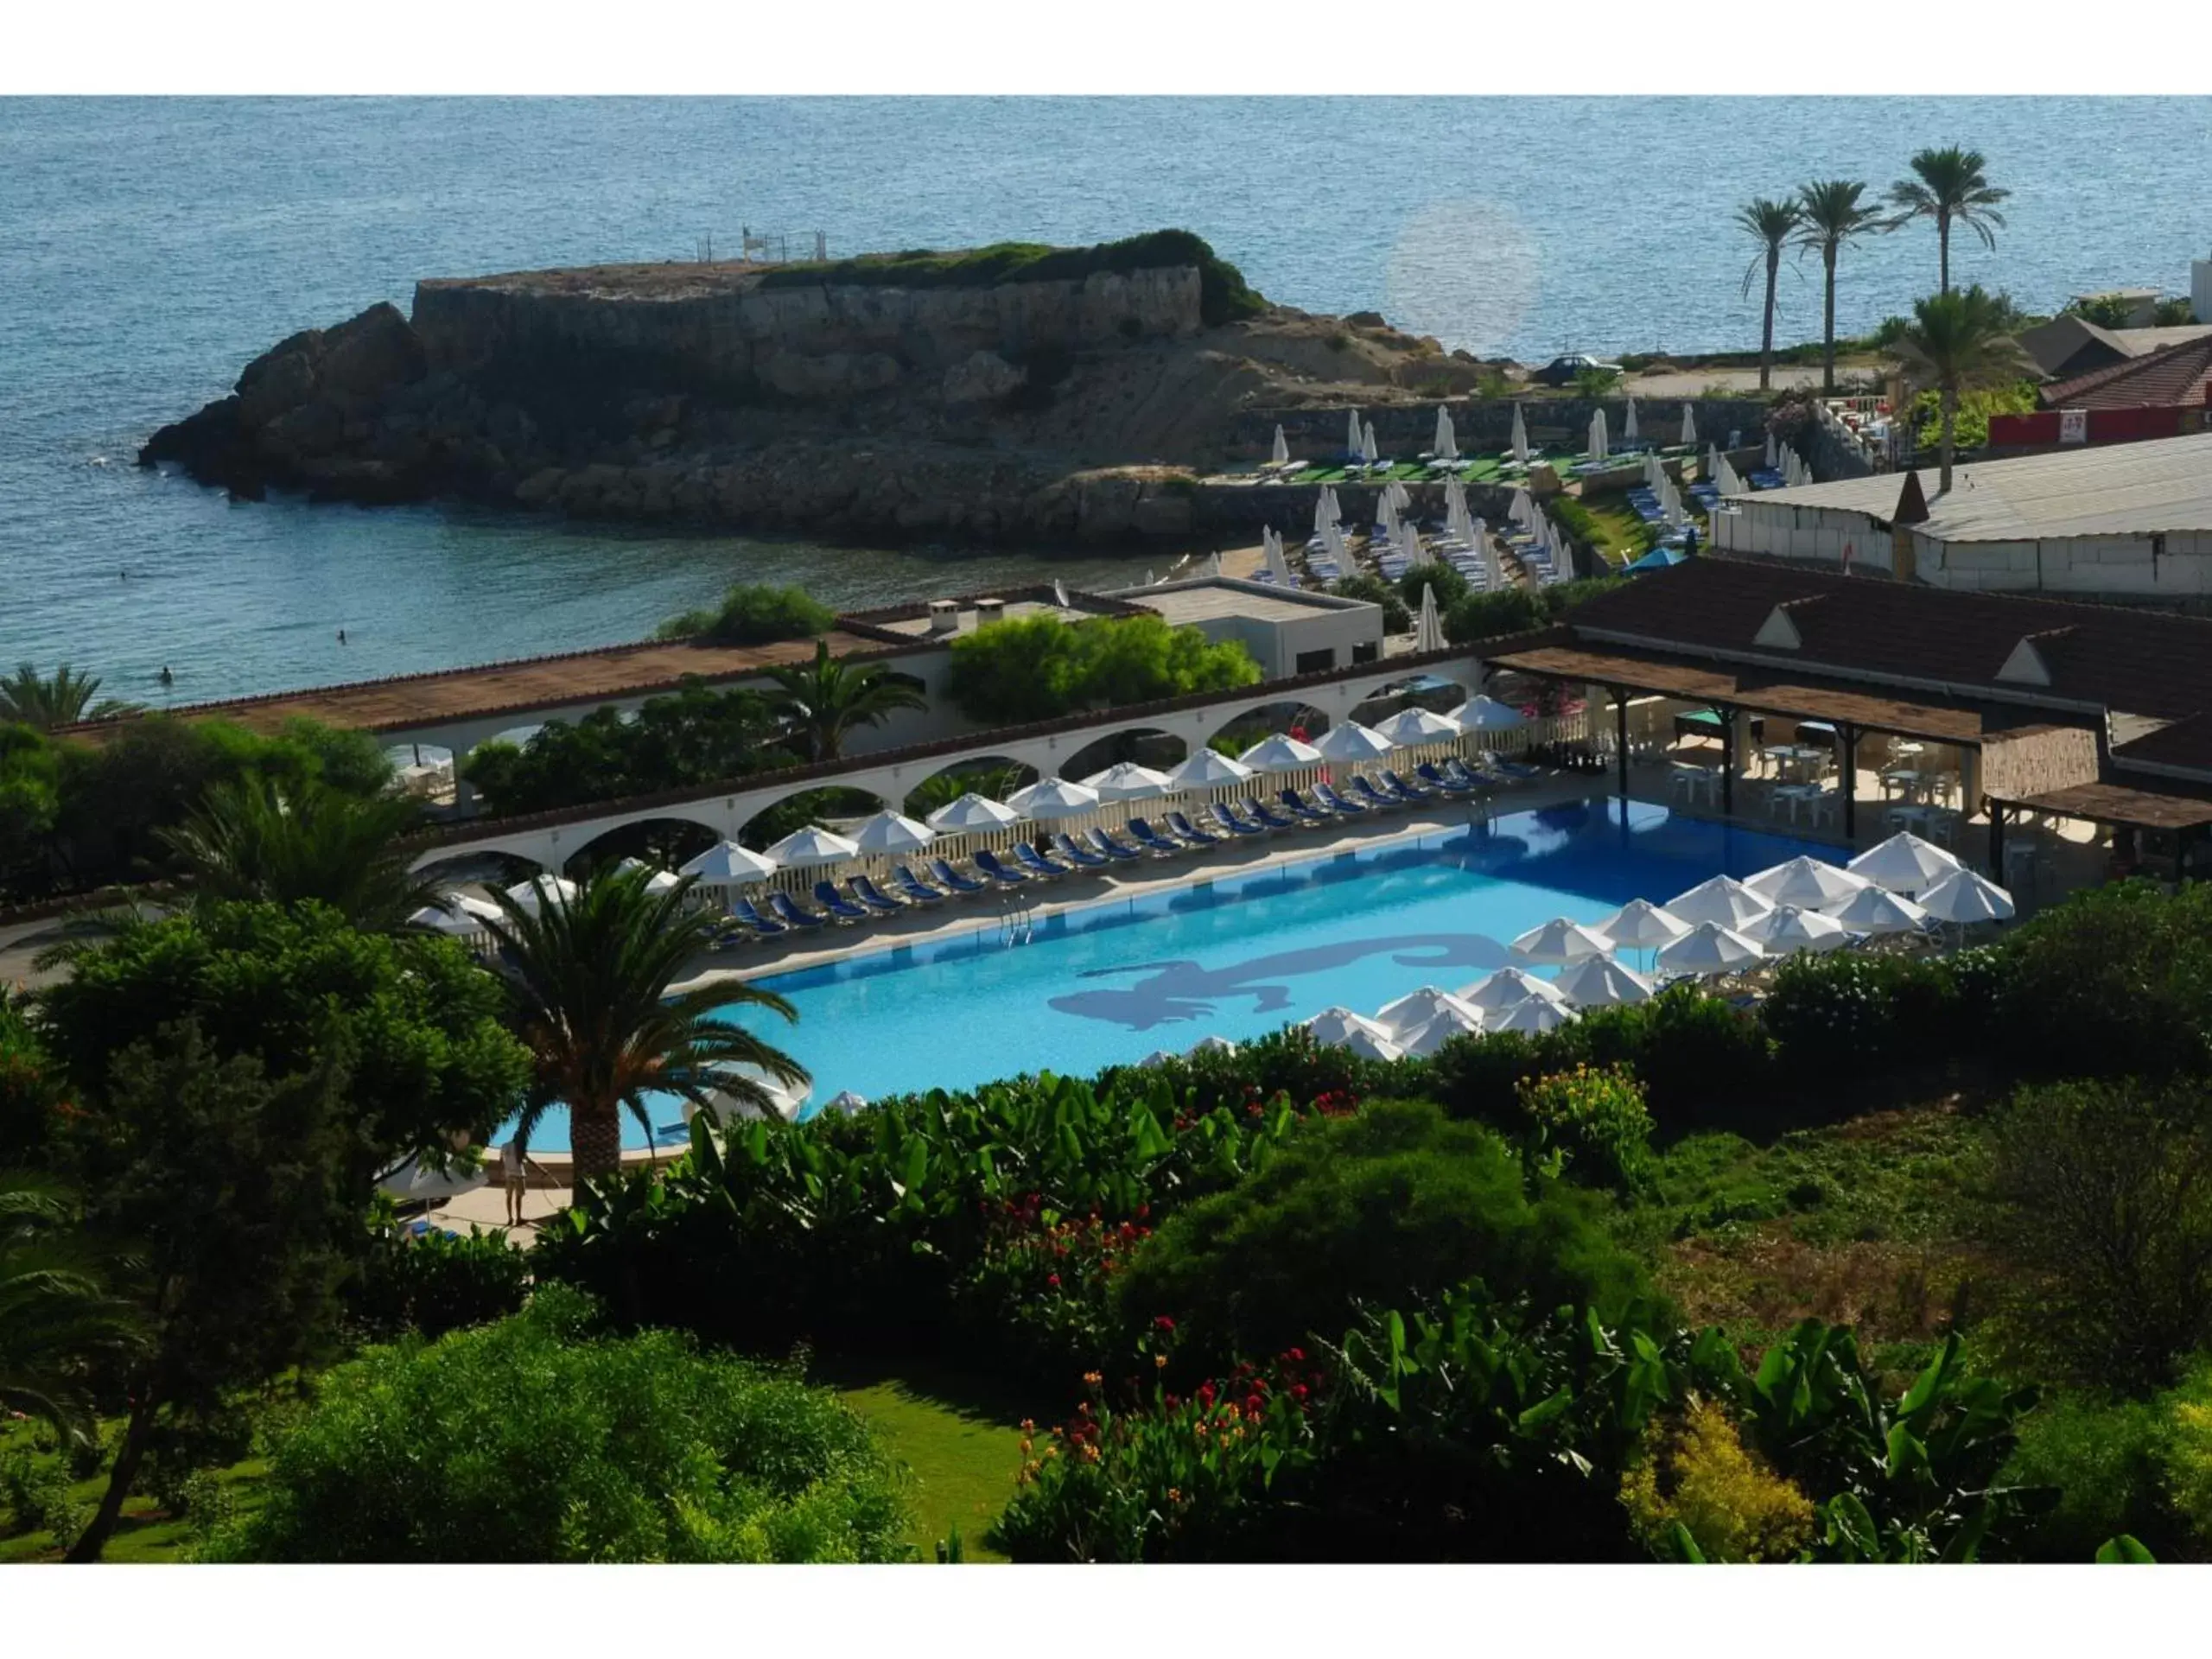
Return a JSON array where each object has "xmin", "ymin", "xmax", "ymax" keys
[
  {"xmin": 656, "ymin": 582, "xmax": 836, "ymax": 645},
  {"xmin": 157, "ymin": 777, "xmax": 439, "ymax": 931},
  {"xmin": 461, "ymin": 684, "xmax": 791, "ymax": 817},
  {"xmin": 0, "ymin": 722, "xmax": 60, "ymax": 890},
  {"xmin": 761, "ymin": 640, "xmax": 928, "ymax": 764},
  {"xmin": 1734, "ymin": 196, "xmax": 1803, "ymax": 391},
  {"xmin": 1885, "ymin": 147, "xmax": 2010, "ymax": 295},
  {"xmin": 483, "ymin": 869, "xmax": 807, "ymax": 1185},
  {"xmin": 2154, "ymin": 297, "xmax": 2197, "ymax": 327},
  {"xmin": 0, "ymin": 1172, "xmax": 143, "ymax": 1446},
  {"xmin": 1330, "ymin": 575, "xmax": 1410, "ymax": 633},
  {"xmin": 1793, "ymin": 180, "xmax": 1885, "ymax": 393},
  {"xmin": 946, "ymin": 613, "xmax": 1260, "ymax": 725},
  {"xmin": 2067, "ymin": 293, "xmax": 2139, "ymax": 330},
  {"xmin": 0, "ymin": 664, "xmax": 137, "ymax": 732},
  {"xmin": 1895, "ymin": 285, "xmax": 2034, "ymax": 493}
]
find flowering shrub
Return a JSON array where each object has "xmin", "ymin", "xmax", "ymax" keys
[
  {"xmin": 1621, "ymin": 1398, "xmax": 1816, "ymax": 1562},
  {"xmin": 953, "ymin": 1196, "xmax": 1154, "ymax": 1378},
  {"xmin": 1516, "ymin": 1064, "xmax": 1652, "ymax": 1190}
]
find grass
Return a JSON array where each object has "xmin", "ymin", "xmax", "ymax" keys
[{"xmin": 0, "ymin": 1418, "xmax": 270, "ymax": 1563}]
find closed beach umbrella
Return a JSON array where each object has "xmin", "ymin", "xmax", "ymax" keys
[
  {"xmin": 1413, "ymin": 583, "xmax": 1446, "ymax": 652},
  {"xmin": 1362, "ymin": 422, "xmax": 1380, "ymax": 466},
  {"xmin": 1433, "ymin": 405, "xmax": 1459, "ymax": 461},
  {"xmin": 1007, "ymin": 777, "xmax": 1104, "ymax": 820},
  {"xmin": 849, "ymin": 810, "xmax": 937, "ymax": 855},
  {"xmin": 926, "ymin": 791, "xmax": 1023, "ymax": 832},
  {"xmin": 1594, "ymin": 897, "xmax": 1690, "ymax": 952},
  {"xmin": 505, "ymin": 874, "xmax": 581, "ymax": 915},
  {"xmin": 1459, "ymin": 967, "xmax": 1572, "ymax": 1014},
  {"xmin": 1396, "ymin": 1002, "xmax": 1485, "ymax": 1057},
  {"xmin": 1745, "ymin": 855, "xmax": 1870, "ymax": 912},
  {"xmin": 1491, "ymin": 995, "xmax": 1573, "ymax": 1035},
  {"xmin": 1556, "ymin": 955, "xmax": 1657, "ymax": 1009},
  {"xmin": 1371, "ymin": 705, "xmax": 1464, "ymax": 747},
  {"xmin": 681, "ymin": 839, "xmax": 779, "ymax": 884},
  {"xmin": 764, "ymin": 825, "xmax": 861, "ymax": 869},
  {"xmin": 1510, "ymin": 403, "xmax": 1530, "ymax": 464},
  {"xmin": 1237, "ymin": 733, "xmax": 1324, "ymax": 773},
  {"xmin": 1588, "ymin": 409, "xmax": 1609, "ymax": 462},
  {"xmin": 1743, "ymin": 903, "xmax": 1850, "ymax": 954},
  {"xmin": 1313, "ymin": 721, "xmax": 1395, "ymax": 764},
  {"xmin": 1303, "ymin": 1006, "xmax": 1397, "ymax": 1048},
  {"xmin": 1917, "ymin": 868, "xmax": 2016, "ymax": 925},
  {"xmin": 1655, "ymin": 920, "xmax": 1765, "ymax": 977},
  {"xmin": 1313, "ymin": 491, "xmax": 1335, "ymax": 537},
  {"xmin": 1271, "ymin": 424, "xmax": 1290, "ymax": 467},
  {"xmin": 1187, "ymin": 1033, "xmax": 1240, "ymax": 1057},
  {"xmin": 1081, "ymin": 761, "xmax": 1173, "ymax": 801},
  {"xmin": 1623, "ymin": 397, "xmax": 1639, "ymax": 442},
  {"xmin": 1449, "ymin": 694, "xmax": 1529, "ymax": 732},
  {"xmin": 1264, "ymin": 527, "xmax": 1295, "ymax": 583},
  {"xmin": 1764, "ymin": 431, "xmax": 1778, "ymax": 469},
  {"xmin": 1847, "ymin": 831, "xmax": 1964, "ymax": 895},
  {"xmin": 1681, "ymin": 402, "xmax": 1697, "ymax": 447},
  {"xmin": 1829, "ymin": 883, "xmax": 1930, "ymax": 936},
  {"xmin": 1666, "ymin": 874, "xmax": 1773, "ymax": 929},
  {"xmin": 1345, "ymin": 409, "xmax": 1363, "ymax": 457},
  {"xmin": 1510, "ymin": 916, "xmax": 1614, "ymax": 967},
  {"xmin": 1373, "ymin": 984, "xmax": 1485, "ymax": 1040},
  {"xmin": 1166, "ymin": 748, "xmax": 1255, "ymax": 790}
]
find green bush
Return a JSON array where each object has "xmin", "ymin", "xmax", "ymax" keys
[
  {"xmin": 1109, "ymin": 1099, "xmax": 1646, "ymax": 1367},
  {"xmin": 656, "ymin": 582, "xmax": 834, "ymax": 646},
  {"xmin": 1516, "ymin": 1064, "xmax": 1653, "ymax": 1190},
  {"xmin": 1762, "ymin": 952, "xmax": 1965, "ymax": 1081},
  {"xmin": 1330, "ymin": 574, "xmax": 1409, "ymax": 632},
  {"xmin": 203, "ymin": 1287, "xmax": 910, "ymax": 1562},
  {"xmin": 1442, "ymin": 575, "xmax": 1613, "ymax": 646},
  {"xmin": 1396, "ymin": 562, "xmax": 1467, "ymax": 613},
  {"xmin": 945, "ymin": 613, "xmax": 1261, "ymax": 725},
  {"xmin": 2003, "ymin": 1391, "xmax": 2172, "ymax": 1563},
  {"xmin": 1991, "ymin": 880, "xmax": 2212, "ymax": 1083},
  {"xmin": 347, "ymin": 1217, "xmax": 532, "ymax": 1341}
]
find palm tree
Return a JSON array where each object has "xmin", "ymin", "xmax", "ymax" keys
[
  {"xmin": 0, "ymin": 664, "xmax": 137, "ymax": 732},
  {"xmin": 482, "ymin": 868, "xmax": 808, "ymax": 1185},
  {"xmin": 0, "ymin": 1173, "xmax": 143, "ymax": 1446},
  {"xmin": 1794, "ymin": 180, "xmax": 1885, "ymax": 394},
  {"xmin": 762, "ymin": 641, "xmax": 928, "ymax": 764},
  {"xmin": 1894, "ymin": 285, "xmax": 2031, "ymax": 495},
  {"xmin": 1734, "ymin": 197, "xmax": 1802, "ymax": 392},
  {"xmin": 158, "ymin": 777, "xmax": 440, "ymax": 931},
  {"xmin": 1886, "ymin": 147, "xmax": 2009, "ymax": 295}
]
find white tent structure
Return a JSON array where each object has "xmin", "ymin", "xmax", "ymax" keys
[
  {"xmin": 1491, "ymin": 995, "xmax": 1573, "ymax": 1035},
  {"xmin": 1433, "ymin": 405, "xmax": 1459, "ymax": 461},
  {"xmin": 681, "ymin": 840, "xmax": 779, "ymax": 885},
  {"xmin": 1166, "ymin": 748, "xmax": 1255, "ymax": 791},
  {"xmin": 1006, "ymin": 778, "xmax": 1104, "ymax": 820},
  {"xmin": 1666, "ymin": 874, "xmax": 1774, "ymax": 929},
  {"xmin": 1656, "ymin": 920, "xmax": 1765, "ymax": 976},
  {"xmin": 1237, "ymin": 734, "xmax": 1324, "ymax": 773},
  {"xmin": 1681, "ymin": 402, "xmax": 1698, "ymax": 448},
  {"xmin": 1081, "ymin": 761, "xmax": 1173, "ymax": 802},
  {"xmin": 1372, "ymin": 985, "xmax": 1485, "ymax": 1040},
  {"xmin": 505, "ymin": 874, "xmax": 582, "ymax": 915},
  {"xmin": 1594, "ymin": 897, "xmax": 1691, "ymax": 953},
  {"xmin": 1509, "ymin": 917, "xmax": 1614, "ymax": 966},
  {"xmin": 1556, "ymin": 955, "xmax": 1658, "ymax": 1008},
  {"xmin": 1510, "ymin": 403, "xmax": 1530, "ymax": 464},
  {"xmin": 926, "ymin": 791, "xmax": 1023, "ymax": 832},
  {"xmin": 764, "ymin": 826, "xmax": 861, "ymax": 869},
  {"xmin": 849, "ymin": 810, "xmax": 938, "ymax": 855},
  {"xmin": 1917, "ymin": 868, "xmax": 2016, "ymax": 925},
  {"xmin": 1313, "ymin": 721, "xmax": 1395, "ymax": 765},
  {"xmin": 1847, "ymin": 832, "xmax": 1964, "ymax": 895},
  {"xmin": 1459, "ymin": 967, "xmax": 1573, "ymax": 1013},
  {"xmin": 1372, "ymin": 705, "xmax": 1463, "ymax": 747},
  {"xmin": 1745, "ymin": 855, "xmax": 1871, "ymax": 911},
  {"xmin": 1413, "ymin": 583, "xmax": 1446, "ymax": 652},
  {"xmin": 1303, "ymin": 1006, "xmax": 1398, "ymax": 1048},
  {"xmin": 1271, "ymin": 424, "xmax": 1290, "ymax": 467},
  {"xmin": 1828, "ymin": 884, "xmax": 1930, "ymax": 937},
  {"xmin": 1743, "ymin": 903, "xmax": 1851, "ymax": 954}
]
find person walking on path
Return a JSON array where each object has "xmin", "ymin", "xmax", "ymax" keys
[{"xmin": 499, "ymin": 1139, "xmax": 539, "ymax": 1226}]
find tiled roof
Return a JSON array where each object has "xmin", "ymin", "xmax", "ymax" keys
[{"xmin": 2040, "ymin": 333, "xmax": 2212, "ymax": 411}]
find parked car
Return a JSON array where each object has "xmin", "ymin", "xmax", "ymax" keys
[{"xmin": 1532, "ymin": 353, "xmax": 1621, "ymax": 387}]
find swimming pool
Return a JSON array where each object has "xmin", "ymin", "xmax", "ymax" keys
[{"xmin": 498, "ymin": 797, "xmax": 1831, "ymax": 1153}]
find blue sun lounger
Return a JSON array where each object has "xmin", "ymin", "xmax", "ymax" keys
[
  {"xmin": 891, "ymin": 864, "xmax": 950, "ymax": 903},
  {"xmin": 972, "ymin": 849, "xmax": 1031, "ymax": 887},
  {"xmin": 1381, "ymin": 766, "xmax": 1436, "ymax": 801},
  {"xmin": 1416, "ymin": 761, "xmax": 1474, "ymax": 797},
  {"xmin": 1244, "ymin": 795, "xmax": 1300, "ymax": 830},
  {"xmin": 1207, "ymin": 802, "xmax": 1267, "ymax": 838},
  {"xmin": 848, "ymin": 874, "xmax": 908, "ymax": 914},
  {"xmin": 727, "ymin": 896, "xmax": 791, "ymax": 936},
  {"xmin": 766, "ymin": 891, "xmax": 830, "ymax": 931},
  {"xmin": 1127, "ymin": 817, "xmax": 1185, "ymax": 855},
  {"xmin": 1313, "ymin": 780, "xmax": 1368, "ymax": 817},
  {"xmin": 1012, "ymin": 842, "xmax": 1075, "ymax": 879},
  {"xmin": 811, "ymin": 880, "xmax": 872, "ymax": 924},
  {"xmin": 1164, "ymin": 810, "xmax": 1225, "ymax": 847},
  {"xmin": 1086, "ymin": 825, "xmax": 1145, "ymax": 862},
  {"xmin": 926, "ymin": 857, "xmax": 990, "ymax": 895},
  {"xmin": 1347, "ymin": 774, "xmax": 1403, "ymax": 810},
  {"xmin": 1442, "ymin": 756, "xmax": 1484, "ymax": 791},
  {"xmin": 1052, "ymin": 832, "xmax": 1112, "ymax": 870},
  {"xmin": 1278, "ymin": 787, "xmax": 1332, "ymax": 823}
]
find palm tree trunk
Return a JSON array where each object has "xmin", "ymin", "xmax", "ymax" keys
[
  {"xmin": 1821, "ymin": 245, "xmax": 1838, "ymax": 394},
  {"xmin": 67, "ymin": 1392, "xmax": 155, "ymax": 1562},
  {"xmin": 570, "ymin": 1098, "xmax": 624, "ymax": 1185},
  {"xmin": 1939, "ymin": 383, "xmax": 1958, "ymax": 495},
  {"xmin": 1759, "ymin": 249, "xmax": 1779, "ymax": 392},
  {"xmin": 1937, "ymin": 209, "xmax": 1951, "ymax": 295}
]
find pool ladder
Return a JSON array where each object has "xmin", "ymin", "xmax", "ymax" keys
[{"xmin": 998, "ymin": 896, "xmax": 1035, "ymax": 947}]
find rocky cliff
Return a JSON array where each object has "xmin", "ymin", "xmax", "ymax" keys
[{"xmin": 141, "ymin": 232, "xmax": 1493, "ymax": 547}]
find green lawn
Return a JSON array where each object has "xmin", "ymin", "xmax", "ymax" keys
[
  {"xmin": 0, "ymin": 1419, "xmax": 270, "ymax": 1563},
  {"xmin": 818, "ymin": 1355, "xmax": 1033, "ymax": 1562}
]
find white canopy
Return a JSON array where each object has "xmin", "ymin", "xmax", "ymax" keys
[
  {"xmin": 1666, "ymin": 874, "xmax": 1774, "ymax": 929},
  {"xmin": 1397, "ymin": 1002, "xmax": 1485, "ymax": 1055},
  {"xmin": 1313, "ymin": 721, "xmax": 1395, "ymax": 763},
  {"xmin": 1081, "ymin": 761, "xmax": 1174, "ymax": 802},
  {"xmin": 764, "ymin": 825, "xmax": 862, "ymax": 869},
  {"xmin": 1303, "ymin": 1006, "xmax": 1398, "ymax": 1048},
  {"xmin": 1371, "ymin": 705, "xmax": 1464, "ymax": 747},
  {"xmin": 849, "ymin": 810, "xmax": 937, "ymax": 855},
  {"xmin": 1743, "ymin": 903, "xmax": 1851, "ymax": 954},
  {"xmin": 1372, "ymin": 985, "xmax": 1485, "ymax": 1040},
  {"xmin": 1237, "ymin": 733, "xmax": 1325, "ymax": 773},
  {"xmin": 1745, "ymin": 855, "xmax": 1871, "ymax": 911},
  {"xmin": 1556, "ymin": 955, "xmax": 1658, "ymax": 1008},
  {"xmin": 1917, "ymin": 868, "xmax": 2016, "ymax": 925},
  {"xmin": 1655, "ymin": 920, "xmax": 1765, "ymax": 976},
  {"xmin": 925, "ymin": 791, "xmax": 1023, "ymax": 832},
  {"xmin": 1593, "ymin": 897, "xmax": 1691, "ymax": 951},
  {"xmin": 1459, "ymin": 967, "xmax": 1573, "ymax": 1013},
  {"xmin": 504, "ymin": 874, "xmax": 581, "ymax": 915},
  {"xmin": 1491, "ymin": 995, "xmax": 1573, "ymax": 1035},
  {"xmin": 1450, "ymin": 695, "xmax": 1529, "ymax": 732},
  {"xmin": 376, "ymin": 1152, "xmax": 490, "ymax": 1205},
  {"xmin": 1006, "ymin": 777, "xmax": 1104, "ymax": 820},
  {"xmin": 1828, "ymin": 883, "xmax": 1930, "ymax": 936},
  {"xmin": 1186, "ymin": 1033, "xmax": 1240, "ymax": 1056},
  {"xmin": 680, "ymin": 839, "xmax": 779, "ymax": 884},
  {"xmin": 1167, "ymin": 748, "xmax": 1255, "ymax": 789},
  {"xmin": 1846, "ymin": 831, "xmax": 1965, "ymax": 894},
  {"xmin": 1509, "ymin": 917, "xmax": 1615, "ymax": 967}
]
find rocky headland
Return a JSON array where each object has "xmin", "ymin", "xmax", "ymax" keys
[{"xmin": 141, "ymin": 232, "xmax": 1499, "ymax": 547}]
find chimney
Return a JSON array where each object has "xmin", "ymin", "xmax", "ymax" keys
[
  {"xmin": 974, "ymin": 597, "xmax": 1007, "ymax": 626},
  {"xmin": 926, "ymin": 600, "xmax": 959, "ymax": 634}
]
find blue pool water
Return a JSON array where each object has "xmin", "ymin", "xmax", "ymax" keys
[{"xmin": 499, "ymin": 798, "xmax": 1827, "ymax": 1153}]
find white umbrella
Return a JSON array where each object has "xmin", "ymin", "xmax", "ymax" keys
[
  {"xmin": 681, "ymin": 839, "xmax": 779, "ymax": 884},
  {"xmin": 1847, "ymin": 831, "xmax": 1964, "ymax": 895},
  {"xmin": 1594, "ymin": 898, "xmax": 1691, "ymax": 952},
  {"xmin": 376, "ymin": 1152, "xmax": 489, "ymax": 1205},
  {"xmin": 1396, "ymin": 1001, "xmax": 1485, "ymax": 1056},
  {"xmin": 1271, "ymin": 424, "xmax": 1290, "ymax": 467},
  {"xmin": 1313, "ymin": 491, "xmax": 1336, "ymax": 537},
  {"xmin": 1237, "ymin": 733, "xmax": 1324, "ymax": 773},
  {"xmin": 1345, "ymin": 409, "xmax": 1363, "ymax": 456},
  {"xmin": 1588, "ymin": 409, "xmax": 1608, "ymax": 462},
  {"xmin": 1137, "ymin": 1050, "xmax": 1179, "ymax": 1068},
  {"xmin": 1764, "ymin": 431, "xmax": 1778, "ymax": 469},
  {"xmin": 1373, "ymin": 985, "xmax": 1485, "ymax": 1040},
  {"xmin": 1361, "ymin": 422, "xmax": 1380, "ymax": 467},
  {"xmin": 1007, "ymin": 777, "xmax": 1104, "ymax": 820},
  {"xmin": 1414, "ymin": 583, "xmax": 1446, "ymax": 652},
  {"xmin": 613, "ymin": 857, "xmax": 685, "ymax": 896},
  {"xmin": 1743, "ymin": 903, "xmax": 1851, "ymax": 954},
  {"xmin": 823, "ymin": 1090, "xmax": 871, "ymax": 1116},
  {"xmin": 1166, "ymin": 748, "xmax": 1255, "ymax": 790},
  {"xmin": 764, "ymin": 825, "xmax": 861, "ymax": 869},
  {"xmin": 849, "ymin": 810, "xmax": 937, "ymax": 855},
  {"xmin": 1666, "ymin": 874, "xmax": 1774, "ymax": 929},
  {"xmin": 926, "ymin": 791, "xmax": 1022, "ymax": 832},
  {"xmin": 1313, "ymin": 721, "xmax": 1395, "ymax": 764},
  {"xmin": 699, "ymin": 1070, "xmax": 809, "ymax": 1126},
  {"xmin": 1339, "ymin": 1025, "xmax": 1407, "ymax": 1062},
  {"xmin": 1433, "ymin": 405, "xmax": 1459, "ymax": 461},
  {"xmin": 1263, "ymin": 527, "xmax": 1295, "ymax": 584},
  {"xmin": 1681, "ymin": 402, "xmax": 1698, "ymax": 448},
  {"xmin": 408, "ymin": 891, "xmax": 502, "ymax": 935},
  {"xmin": 1449, "ymin": 694, "xmax": 1528, "ymax": 732},
  {"xmin": 1828, "ymin": 884, "xmax": 1930, "ymax": 937},
  {"xmin": 1655, "ymin": 920, "xmax": 1765, "ymax": 976},
  {"xmin": 1556, "ymin": 955, "xmax": 1657, "ymax": 1009},
  {"xmin": 1510, "ymin": 403, "xmax": 1529, "ymax": 464},
  {"xmin": 1303, "ymin": 1006, "xmax": 1397, "ymax": 1048},
  {"xmin": 1745, "ymin": 855, "xmax": 1870, "ymax": 911},
  {"xmin": 1187, "ymin": 1033, "xmax": 1240, "ymax": 1057},
  {"xmin": 1491, "ymin": 995, "xmax": 1573, "ymax": 1035},
  {"xmin": 1509, "ymin": 917, "xmax": 1615, "ymax": 967},
  {"xmin": 1623, "ymin": 397, "xmax": 1639, "ymax": 442},
  {"xmin": 1460, "ymin": 967, "xmax": 1573, "ymax": 1013},
  {"xmin": 1371, "ymin": 705, "xmax": 1464, "ymax": 747},
  {"xmin": 504, "ymin": 874, "xmax": 581, "ymax": 915},
  {"xmin": 1081, "ymin": 761, "xmax": 1173, "ymax": 802},
  {"xmin": 1917, "ymin": 868, "xmax": 2016, "ymax": 925}
]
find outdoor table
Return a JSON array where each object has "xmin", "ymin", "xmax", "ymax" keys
[
  {"xmin": 1669, "ymin": 765, "xmax": 1719, "ymax": 807},
  {"xmin": 1770, "ymin": 782, "xmax": 1827, "ymax": 824},
  {"xmin": 1881, "ymin": 769, "xmax": 1931, "ymax": 802}
]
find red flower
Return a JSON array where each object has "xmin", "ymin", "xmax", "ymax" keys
[
  {"xmin": 1291, "ymin": 1383, "xmax": 1310, "ymax": 1402},
  {"xmin": 1046, "ymin": 1273, "xmax": 1061, "ymax": 1288},
  {"xmin": 1196, "ymin": 1382, "xmax": 1216, "ymax": 1406},
  {"xmin": 1285, "ymin": 1347, "xmax": 1306, "ymax": 1363},
  {"xmin": 1154, "ymin": 1316, "xmax": 1176, "ymax": 1332}
]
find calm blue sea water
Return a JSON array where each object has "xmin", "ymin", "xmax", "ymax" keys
[
  {"xmin": 7, "ymin": 97, "xmax": 2210, "ymax": 703},
  {"xmin": 499, "ymin": 797, "xmax": 1827, "ymax": 1151}
]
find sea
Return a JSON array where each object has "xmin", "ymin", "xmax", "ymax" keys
[{"xmin": 5, "ymin": 97, "xmax": 2209, "ymax": 705}]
